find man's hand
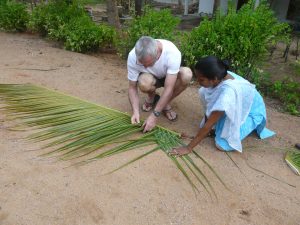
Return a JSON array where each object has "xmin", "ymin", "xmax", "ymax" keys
[
  {"xmin": 142, "ymin": 113, "xmax": 157, "ymax": 133},
  {"xmin": 131, "ymin": 113, "xmax": 140, "ymax": 124}
]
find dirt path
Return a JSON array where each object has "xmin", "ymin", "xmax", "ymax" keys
[{"xmin": 0, "ymin": 32, "xmax": 300, "ymax": 225}]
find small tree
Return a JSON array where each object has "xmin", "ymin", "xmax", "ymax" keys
[
  {"xmin": 117, "ymin": 7, "xmax": 180, "ymax": 58},
  {"xmin": 213, "ymin": 0, "xmax": 220, "ymax": 12},
  {"xmin": 181, "ymin": 0, "xmax": 290, "ymax": 79},
  {"xmin": 135, "ymin": 0, "xmax": 142, "ymax": 16},
  {"xmin": 0, "ymin": 0, "xmax": 29, "ymax": 32},
  {"xmin": 106, "ymin": 0, "xmax": 120, "ymax": 29}
]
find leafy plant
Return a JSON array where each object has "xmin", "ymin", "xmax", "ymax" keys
[
  {"xmin": 248, "ymin": 68, "xmax": 271, "ymax": 93},
  {"xmin": 0, "ymin": 0, "xmax": 29, "ymax": 32},
  {"xmin": 28, "ymin": 0, "xmax": 86, "ymax": 37},
  {"xmin": 81, "ymin": 0, "xmax": 105, "ymax": 5},
  {"xmin": 117, "ymin": 7, "xmax": 180, "ymax": 58},
  {"xmin": 0, "ymin": 84, "xmax": 227, "ymax": 197},
  {"xmin": 28, "ymin": 0, "xmax": 116, "ymax": 53},
  {"xmin": 181, "ymin": 0, "xmax": 290, "ymax": 78},
  {"xmin": 247, "ymin": 69, "xmax": 300, "ymax": 116},
  {"xmin": 270, "ymin": 78, "xmax": 300, "ymax": 115},
  {"xmin": 291, "ymin": 60, "xmax": 300, "ymax": 76},
  {"xmin": 63, "ymin": 16, "xmax": 116, "ymax": 53}
]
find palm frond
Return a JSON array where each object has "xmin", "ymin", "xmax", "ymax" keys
[
  {"xmin": 0, "ymin": 84, "xmax": 226, "ymax": 195},
  {"xmin": 285, "ymin": 151, "xmax": 300, "ymax": 176}
]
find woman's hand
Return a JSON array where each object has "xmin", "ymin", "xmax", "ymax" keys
[
  {"xmin": 169, "ymin": 146, "xmax": 192, "ymax": 157},
  {"xmin": 169, "ymin": 111, "xmax": 224, "ymax": 157}
]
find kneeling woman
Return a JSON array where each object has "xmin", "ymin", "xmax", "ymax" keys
[{"xmin": 171, "ymin": 56, "xmax": 275, "ymax": 156}]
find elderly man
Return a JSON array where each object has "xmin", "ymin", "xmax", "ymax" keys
[{"xmin": 127, "ymin": 36, "xmax": 192, "ymax": 132}]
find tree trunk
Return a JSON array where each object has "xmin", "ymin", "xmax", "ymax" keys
[
  {"xmin": 213, "ymin": 0, "xmax": 221, "ymax": 12},
  {"xmin": 135, "ymin": 0, "xmax": 142, "ymax": 16},
  {"xmin": 107, "ymin": 0, "xmax": 121, "ymax": 29},
  {"xmin": 178, "ymin": 0, "xmax": 183, "ymax": 14}
]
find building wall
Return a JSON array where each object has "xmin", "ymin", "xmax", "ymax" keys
[
  {"xmin": 271, "ymin": 0, "xmax": 291, "ymax": 21},
  {"xmin": 153, "ymin": 0, "xmax": 198, "ymax": 5},
  {"xmin": 220, "ymin": 0, "xmax": 228, "ymax": 13},
  {"xmin": 155, "ymin": 0, "xmax": 291, "ymax": 21},
  {"xmin": 198, "ymin": 0, "xmax": 214, "ymax": 14},
  {"xmin": 197, "ymin": 0, "xmax": 238, "ymax": 15}
]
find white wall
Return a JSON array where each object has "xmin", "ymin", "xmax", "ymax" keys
[
  {"xmin": 153, "ymin": 0, "xmax": 198, "ymax": 5},
  {"xmin": 198, "ymin": 0, "xmax": 214, "ymax": 14},
  {"xmin": 155, "ymin": 0, "xmax": 288, "ymax": 20},
  {"xmin": 220, "ymin": 0, "xmax": 228, "ymax": 13}
]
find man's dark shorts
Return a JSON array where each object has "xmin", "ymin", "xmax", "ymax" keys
[
  {"xmin": 155, "ymin": 77, "xmax": 166, "ymax": 88},
  {"xmin": 138, "ymin": 72, "xmax": 165, "ymax": 88}
]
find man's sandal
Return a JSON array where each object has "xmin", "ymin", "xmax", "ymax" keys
[
  {"xmin": 142, "ymin": 94, "xmax": 160, "ymax": 112},
  {"xmin": 162, "ymin": 107, "xmax": 178, "ymax": 122}
]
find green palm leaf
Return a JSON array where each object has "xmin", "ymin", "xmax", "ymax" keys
[
  {"xmin": 285, "ymin": 151, "xmax": 300, "ymax": 175},
  {"xmin": 0, "ymin": 83, "xmax": 226, "ymax": 196}
]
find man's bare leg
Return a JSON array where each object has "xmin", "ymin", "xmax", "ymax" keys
[
  {"xmin": 163, "ymin": 67, "xmax": 193, "ymax": 120},
  {"xmin": 138, "ymin": 73, "xmax": 158, "ymax": 111},
  {"xmin": 137, "ymin": 67, "xmax": 192, "ymax": 118}
]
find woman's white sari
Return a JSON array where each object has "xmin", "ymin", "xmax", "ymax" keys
[{"xmin": 199, "ymin": 72, "xmax": 275, "ymax": 152}]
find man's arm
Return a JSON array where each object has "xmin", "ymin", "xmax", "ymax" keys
[
  {"xmin": 128, "ymin": 80, "xmax": 140, "ymax": 124},
  {"xmin": 142, "ymin": 74, "xmax": 177, "ymax": 132}
]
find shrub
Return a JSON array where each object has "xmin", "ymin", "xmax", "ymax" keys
[
  {"xmin": 28, "ymin": 0, "xmax": 116, "ymax": 53},
  {"xmin": 291, "ymin": 60, "xmax": 300, "ymax": 76},
  {"xmin": 28, "ymin": 0, "xmax": 86, "ymax": 38},
  {"xmin": 0, "ymin": 0, "xmax": 29, "ymax": 32},
  {"xmin": 270, "ymin": 78, "xmax": 300, "ymax": 115},
  {"xmin": 63, "ymin": 16, "xmax": 116, "ymax": 53},
  {"xmin": 117, "ymin": 7, "xmax": 180, "ymax": 58},
  {"xmin": 181, "ymin": 0, "xmax": 290, "ymax": 79},
  {"xmin": 249, "ymin": 68, "xmax": 271, "ymax": 93},
  {"xmin": 249, "ymin": 69, "xmax": 300, "ymax": 115},
  {"xmin": 27, "ymin": 3, "xmax": 49, "ymax": 35}
]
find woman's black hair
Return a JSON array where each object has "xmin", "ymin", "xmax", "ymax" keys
[{"xmin": 194, "ymin": 56, "xmax": 230, "ymax": 80}]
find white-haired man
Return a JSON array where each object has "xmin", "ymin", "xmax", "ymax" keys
[{"xmin": 127, "ymin": 36, "xmax": 192, "ymax": 132}]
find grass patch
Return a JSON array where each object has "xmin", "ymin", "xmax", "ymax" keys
[
  {"xmin": 291, "ymin": 60, "xmax": 300, "ymax": 76},
  {"xmin": 83, "ymin": 0, "xmax": 105, "ymax": 5}
]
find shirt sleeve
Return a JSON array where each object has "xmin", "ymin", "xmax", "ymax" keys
[
  {"xmin": 127, "ymin": 51, "xmax": 139, "ymax": 82},
  {"xmin": 166, "ymin": 49, "xmax": 181, "ymax": 75}
]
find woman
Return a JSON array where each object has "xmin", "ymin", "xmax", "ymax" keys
[{"xmin": 171, "ymin": 56, "xmax": 275, "ymax": 156}]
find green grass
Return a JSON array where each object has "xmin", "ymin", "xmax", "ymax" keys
[
  {"xmin": 83, "ymin": 0, "xmax": 106, "ymax": 5},
  {"xmin": 291, "ymin": 60, "xmax": 300, "ymax": 76}
]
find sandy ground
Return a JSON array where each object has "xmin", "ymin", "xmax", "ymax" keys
[{"xmin": 0, "ymin": 32, "xmax": 300, "ymax": 225}]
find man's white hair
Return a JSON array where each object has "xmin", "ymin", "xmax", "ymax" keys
[{"xmin": 135, "ymin": 36, "xmax": 158, "ymax": 61}]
